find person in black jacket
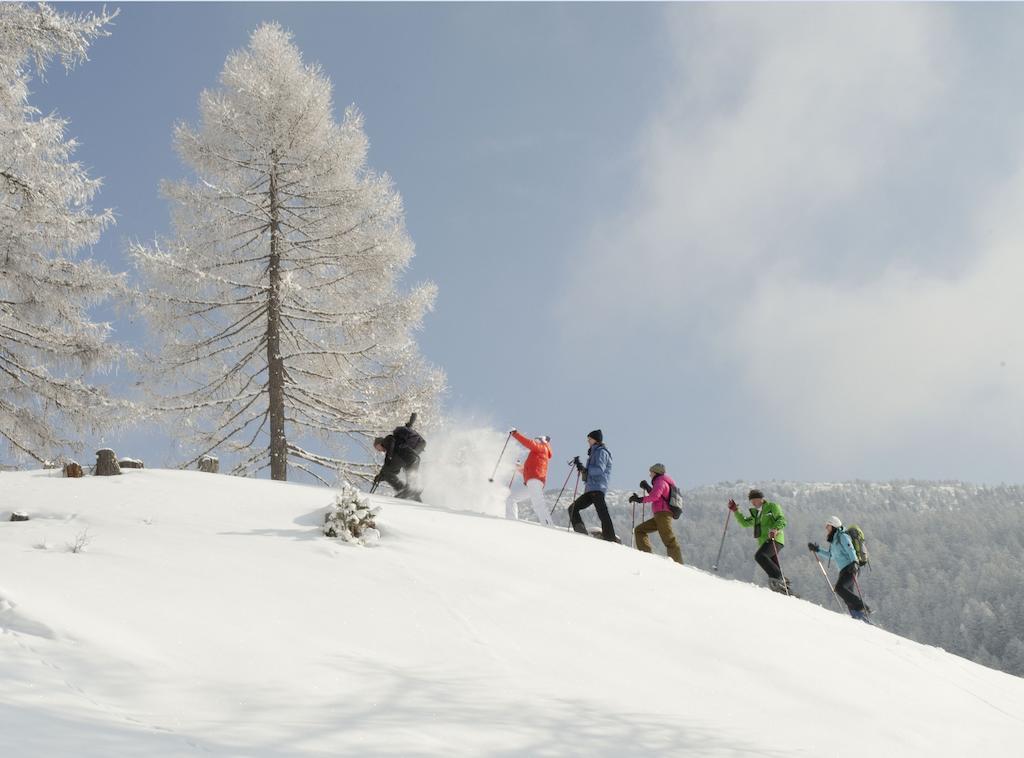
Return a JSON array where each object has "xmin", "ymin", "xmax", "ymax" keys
[{"xmin": 373, "ymin": 413, "xmax": 425, "ymax": 501}]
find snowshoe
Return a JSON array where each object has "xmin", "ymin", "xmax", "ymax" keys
[
  {"xmin": 769, "ymin": 577, "xmax": 798, "ymax": 597},
  {"xmin": 850, "ymin": 609, "xmax": 872, "ymax": 624}
]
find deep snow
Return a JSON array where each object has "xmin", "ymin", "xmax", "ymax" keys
[{"xmin": 1, "ymin": 469, "xmax": 1022, "ymax": 756}]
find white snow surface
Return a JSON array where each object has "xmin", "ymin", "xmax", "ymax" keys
[{"xmin": 1, "ymin": 469, "xmax": 1021, "ymax": 757}]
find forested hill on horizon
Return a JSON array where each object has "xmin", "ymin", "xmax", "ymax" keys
[{"xmin": 539, "ymin": 478, "xmax": 1024, "ymax": 680}]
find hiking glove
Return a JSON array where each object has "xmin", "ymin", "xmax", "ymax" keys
[
  {"xmin": 639, "ymin": 480, "xmax": 651, "ymax": 493},
  {"xmin": 808, "ymin": 542, "xmax": 819, "ymax": 552},
  {"xmin": 727, "ymin": 499, "xmax": 739, "ymax": 512},
  {"xmin": 628, "ymin": 493, "xmax": 641, "ymax": 504},
  {"xmin": 573, "ymin": 456, "xmax": 584, "ymax": 472}
]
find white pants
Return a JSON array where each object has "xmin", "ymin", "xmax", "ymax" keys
[{"xmin": 506, "ymin": 478, "xmax": 554, "ymax": 526}]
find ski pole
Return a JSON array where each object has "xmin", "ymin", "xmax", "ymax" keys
[
  {"xmin": 631, "ymin": 501, "xmax": 637, "ymax": 548},
  {"xmin": 568, "ymin": 469, "xmax": 581, "ymax": 532},
  {"xmin": 507, "ymin": 459, "xmax": 520, "ymax": 489},
  {"xmin": 488, "ymin": 432, "xmax": 513, "ymax": 482},
  {"xmin": 549, "ymin": 462, "xmax": 576, "ymax": 517},
  {"xmin": 812, "ymin": 553, "xmax": 843, "ymax": 611},
  {"xmin": 771, "ymin": 538, "xmax": 790, "ymax": 596},
  {"xmin": 712, "ymin": 509, "xmax": 731, "ymax": 571},
  {"xmin": 853, "ymin": 570, "xmax": 869, "ymax": 610}
]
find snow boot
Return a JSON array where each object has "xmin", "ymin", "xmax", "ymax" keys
[{"xmin": 396, "ymin": 487, "xmax": 422, "ymax": 502}]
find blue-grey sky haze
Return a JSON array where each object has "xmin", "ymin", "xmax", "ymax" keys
[{"xmin": 22, "ymin": 2, "xmax": 1024, "ymax": 487}]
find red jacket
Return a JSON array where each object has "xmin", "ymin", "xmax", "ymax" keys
[{"xmin": 512, "ymin": 431, "xmax": 552, "ymax": 484}]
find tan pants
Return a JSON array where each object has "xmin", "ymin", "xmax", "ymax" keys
[{"xmin": 634, "ymin": 511, "xmax": 683, "ymax": 564}]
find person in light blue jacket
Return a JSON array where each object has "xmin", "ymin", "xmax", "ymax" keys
[
  {"xmin": 809, "ymin": 516, "xmax": 869, "ymax": 620},
  {"xmin": 567, "ymin": 429, "xmax": 619, "ymax": 542}
]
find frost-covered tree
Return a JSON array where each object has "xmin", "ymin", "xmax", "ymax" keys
[
  {"xmin": 131, "ymin": 24, "xmax": 444, "ymax": 483},
  {"xmin": 323, "ymin": 482, "xmax": 380, "ymax": 545},
  {"xmin": 0, "ymin": 3, "xmax": 126, "ymax": 462}
]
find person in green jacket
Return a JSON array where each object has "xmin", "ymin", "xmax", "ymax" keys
[{"xmin": 728, "ymin": 489, "xmax": 792, "ymax": 594}]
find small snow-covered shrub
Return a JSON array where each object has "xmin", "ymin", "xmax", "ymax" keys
[
  {"xmin": 323, "ymin": 482, "xmax": 380, "ymax": 545},
  {"xmin": 67, "ymin": 529, "xmax": 92, "ymax": 553}
]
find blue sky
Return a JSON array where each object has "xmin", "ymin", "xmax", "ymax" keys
[{"xmin": 27, "ymin": 3, "xmax": 1024, "ymax": 486}]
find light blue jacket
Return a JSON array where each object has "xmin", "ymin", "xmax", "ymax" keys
[
  {"xmin": 815, "ymin": 528, "xmax": 858, "ymax": 570},
  {"xmin": 584, "ymin": 444, "xmax": 612, "ymax": 493}
]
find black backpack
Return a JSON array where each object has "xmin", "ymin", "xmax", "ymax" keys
[
  {"xmin": 392, "ymin": 425, "xmax": 426, "ymax": 454},
  {"xmin": 666, "ymin": 483, "xmax": 683, "ymax": 519}
]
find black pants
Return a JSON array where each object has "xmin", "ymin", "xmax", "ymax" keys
[
  {"xmin": 569, "ymin": 490, "xmax": 618, "ymax": 541},
  {"xmin": 754, "ymin": 540, "xmax": 784, "ymax": 580},
  {"xmin": 835, "ymin": 563, "xmax": 865, "ymax": 612},
  {"xmin": 378, "ymin": 450, "xmax": 420, "ymax": 498}
]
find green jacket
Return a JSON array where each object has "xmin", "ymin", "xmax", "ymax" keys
[{"xmin": 733, "ymin": 501, "xmax": 787, "ymax": 546}]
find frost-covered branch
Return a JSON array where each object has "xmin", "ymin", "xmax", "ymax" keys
[{"xmin": 0, "ymin": 3, "xmax": 131, "ymax": 463}]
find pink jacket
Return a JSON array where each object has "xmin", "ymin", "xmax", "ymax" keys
[{"xmin": 641, "ymin": 474, "xmax": 675, "ymax": 514}]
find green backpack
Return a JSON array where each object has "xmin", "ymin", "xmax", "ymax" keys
[{"xmin": 846, "ymin": 524, "xmax": 869, "ymax": 566}]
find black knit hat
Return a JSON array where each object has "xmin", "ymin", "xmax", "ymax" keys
[
  {"xmin": 748, "ymin": 488, "xmax": 764, "ymax": 500},
  {"xmin": 587, "ymin": 429, "xmax": 603, "ymax": 444}
]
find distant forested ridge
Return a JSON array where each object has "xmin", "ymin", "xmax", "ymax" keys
[{"xmin": 541, "ymin": 480, "xmax": 1024, "ymax": 678}]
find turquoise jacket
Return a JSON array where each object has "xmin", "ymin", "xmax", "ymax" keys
[
  {"xmin": 733, "ymin": 501, "xmax": 787, "ymax": 546},
  {"xmin": 815, "ymin": 528, "xmax": 857, "ymax": 570}
]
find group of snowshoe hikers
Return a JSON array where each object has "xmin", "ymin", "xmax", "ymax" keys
[{"xmin": 371, "ymin": 419, "xmax": 872, "ymax": 623}]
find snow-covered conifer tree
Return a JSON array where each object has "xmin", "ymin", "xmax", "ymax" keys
[
  {"xmin": 131, "ymin": 23, "xmax": 444, "ymax": 483},
  {"xmin": 0, "ymin": 3, "xmax": 126, "ymax": 462}
]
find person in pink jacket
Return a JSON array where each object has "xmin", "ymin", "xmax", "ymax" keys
[{"xmin": 628, "ymin": 463, "xmax": 683, "ymax": 564}]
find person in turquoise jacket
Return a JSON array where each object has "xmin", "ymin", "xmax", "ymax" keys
[
  {"xmin": 809, "ymin": 516, "xmax": 869, "ymax": 620},
  {"xmin": 728, "ymin": 489, "xmax": 792, "ymax": 594}
]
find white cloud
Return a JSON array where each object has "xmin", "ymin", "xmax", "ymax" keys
[{"xmin": 564, "ymin": 4, "xmax": 1024, "ymax": 476}]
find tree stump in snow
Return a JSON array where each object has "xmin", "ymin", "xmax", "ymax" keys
[
  {"xmin": 118, "ymin": 458, "xmax": 144, "ymax": 469},
  {"xmin": 10, "ymin": 512, "xmax": 29, "ymax": 521},
  {"xmin": 94, "ymin": 449, "xmax": 121, "ymax": 476},
  {"xmin": 64, "ymin": 461, "xmax": 84, "ymax": 478},
  {"xmin": 198, "ymin": 455, "xmax": 219, "ymax": 474}
]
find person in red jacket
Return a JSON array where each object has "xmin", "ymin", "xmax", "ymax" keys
[{"xmin": 506, "ymin": 429, "xmax": 554, "ymax": 526}]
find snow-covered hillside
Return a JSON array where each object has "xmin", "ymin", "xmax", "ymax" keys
[{"xmin": 1, "ymin": 469, "xmax": 1022, "ymax": 757}]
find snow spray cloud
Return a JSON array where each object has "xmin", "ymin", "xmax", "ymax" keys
[{"xmin": 416, "ymin": 422, "xmax": 519, "ymax": 517}]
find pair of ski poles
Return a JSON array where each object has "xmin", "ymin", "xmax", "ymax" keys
[
  {"xmin": 813, "ymin": 553, "xmax": 871, "ymax": 615},
  {"xmin": 550, "ymin": 460, "xmax": 581, "ymax": 529},
  {"xmin": 712, "ymin": 509, "xmax": 791, "ymax": 596},
  {"xmin": 629, "ymin": 500, "xmax": 647, "ymax": 548}
]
